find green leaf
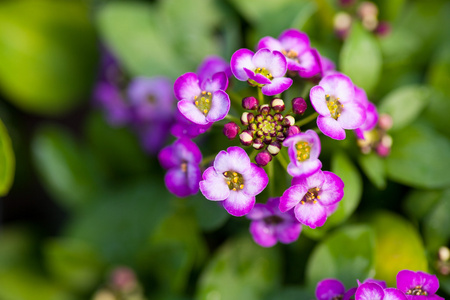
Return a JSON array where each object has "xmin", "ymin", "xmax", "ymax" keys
[
  {"xmin": 305, "ymin": 225, "xmax": 376, "ymax": 289},
  {"xmin": 403, "ymin": 189, "xmax": 442, "ymax": 221},
  {"xmin": 303, "ymin": 152, "xmax": 363, "ymax": 239},
  {"xmin": 378, "ymin": 85, "xmax": 431, "ymax": 131},
  {"xmin": 423, "ymin": 189, "xmax": 450, "ymax": 253},
  {"xmin": 265, "ymin": 286, "xmax": 314, "ymax": 300},
  {"xmin": 196, "ymin": 235, "xmax": 281, "ymax": 300},
  {"xmin": 188, "ymin": 193, "xmax": 230, "ymax": 232},
  {"xmin": 386, "ymin": 123, "xmax": 450, "ymax": 188},
  {"xmin": 0, "ymin": 0, "xmax": 97, "ymax": 115},
  {"xmin": 369, "ymin": 211, "xmax": 428, "ymax": 286},
  {"xmin": 423, "ymin": 88, "xmax": 450, "ymax": 137},
  {"xmin": 340, "ymin": 21, "xmax": 382, "ymax": 94},
  {"xmin": 427, "ymin": 41, "xmax": 450, "ymax": 98},
  {"xmin": 32, "ymin": 125, "xmax": 100, "ymax": 211},
  {"xmin": 0, "ymin": 118, "xmax": 15, "ymax": 196},
  {"xmin": 358, "ymin": 152, "xmax": 386, "ymax": 189}
]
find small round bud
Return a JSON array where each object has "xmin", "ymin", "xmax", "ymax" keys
[
  {"xmin": 252, "ymin": 138, "xmax": 264, "ymax": 150},
  {"xmin": 271, "ymin": 98, "xmax": 285, "ymax": 112},
  {"xmin": 276, "ymin": 132, "xmax": 286, "ymax": 141},
  {"xmin": 378, "ymin": 113, "xmax": 393, "ymax": 131},
  {"xmin": 292, "ymin": 97, "xmax": 307, "ymax": 115},
  {"xmin": 334, "ymin": 12, "xmax": 352, "ymax": 39},
  {"xmin": 283, "ymin": 115, "xmax": 296, "ymax": 127},
  {"xmin": 266, "ymin": 114, "xmax": 274, "ymax": 122},
  {"xmin": 286, "ymin": 125, "xmax": 301, "ymax": 137},
  {"xmin": 256, "ymin": 130, "xmax": 264, "ymax": 138},
  {"xmin": 259, "ymin": 104, "xmax": 271, "ymax": 115},
  {"xmin": 255, "ymin": 150, "xmax": 272, "ymax": 166},
  {"xmin": 241, "ymin": 112, "xmax": 250, "ymax": 125},
  {"xmin": 275, "ymin": 124, "xmax": 283, "ymax": 132},
  {"xmin": 249, "ymin": 123, "xmax": 257, "ymax": 131},
  {"xmin": 255, "ymin": 114, "xmax": 264, "ymax": 123},
  {"xmin": 267, "ymin": 141, "xmax": 281, "ymax": 156},
  {"xmin": 439, "ymin": 246, "xmax": 450, "ymax": 262},
  {"xmin": 263, "ymin": 135, "xmax": 272, "ymax": 144},
  {"xmin": 274, "ymin": 113, "xmax": 283, "ymax": 122},
  {"xmin": 247, "ymin": 112, "xmax": 255, "ymax": 123},
  {"xmin": 223, "ymin": 122, "xmax": 240, "ymax": 140},
  {"xmin": 375, "ymin": 21, "xmax": 391, "ymax": 37},
  {"xmin": 376, "ymin": 143, "xmax": 390, "ymax": 157},
  {"xmin": 381, "ymin": 134, "xmax": 393, "ymax": 148},
  {"xmin": 239, "ymin": 130, "xmax": 253, "ymax": 146},
  {"xmin": 242, "ymin": 96, "xmax": 259, "ymax": 110}
]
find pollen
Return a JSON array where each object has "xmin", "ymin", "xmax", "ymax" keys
[
  {"xmin": 296, "ymin": 141, "xmax": 311, "ymax": 162},
  {"xmin": 202, "ymin": 91, "xmax": 206, "ymax": 95},
  {"xmin": 224, "ymin": 171, "xmax": 245, "ymax": 191},
  {"xmin": 203, "ymin": 109, "xmax": 208, "ymax": 114},
  {"xmin": 195, "ymin": 90, "xmax": 212, "ymax": 116},
  {"xmin": 240, "ymin": 184, "xmax": 244, "ymax": 189},
  {"xmin": 195, "ymin": 101, "xmax": 199, "ymax": 105}
]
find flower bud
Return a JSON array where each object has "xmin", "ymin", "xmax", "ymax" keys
[
  {"xmin": 223, "ymin": 122, "xmax": 240, "ymax": 140},
  {"xmin": 255, "ymin": 114, "xmax": 264, "ymax": 123},
  {"xmin": 252, "ymin": 138, "xmax": 264, "ymax": 150},
  {"xmin": 292, "ymin": 97, "xmax": 307, "ymax": 115},
  {"xmin": 241, "ymin": 112, "xmax": 249, "ymax": 125},
  {"xmin": 249, "ymin": 123, "xmax": 257, "ymax": 131},
  {"xmin": 283, "ymin": 115, "xmax": 295, "ymax": 127},
  {"xmin": 259, "ymin": 104, "xmax": 271, "ymax": 115},
  {"xmin": 286, "ymin": 125, "xmax": 301, "ymax": 137},
  {"xmin": 376, "ymin": 143, "xmax": 390, "ymax": 157},
  {"xmin": 375, "ymin": 21, "xmax": 391, "ymax": 37},
  {"xmin": 378, "ymin": 113, "xmax": 393, "ymax": 131},
  {"xmin": 271, "ymin": 98, "xmax": 285, "ymax": 112},
  {"xmin": 267, "ymin": 141, "xmax": 281, "ymax": 156},
  {"xmin": 263, "ymin": 135, "xmax": 272, "ymax": 144},
  {"xmin": 242, "ymin": 96, "xmax": 259, "ymax": 110},
  {"xmin": 334, "ymin": 12, "xmax": 352, "ymax": 39},
  {"xmin": 247, "ymin": 112, "xmax": 255, "ymax": 123},
  {"xmin": 274, "ymin": 113, "xmax": 283, "ymax": 122},
  {"xmin": 239, "ymin": 130, "xmax": 253, "ymax": 146},
  {"xmin": 255, "ymin": 150, "xmax": 272, "ymax": 166},
  {"xmin": 276, "ymin": 132, "xmax": 286, "ymax": 141}
]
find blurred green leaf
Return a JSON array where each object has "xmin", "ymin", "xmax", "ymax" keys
[
  {"xmin": 403, "ymin": 189, "xmax": 442, "ymax": 221},
  {"xmin": 196, "ymin": 235, "xmax": 281, "ymax": 300},
  {"xmin": 265, "ymin": 286, "xmax": 315, "ymax": 300},
  {"xmin": 423, "ymin": 88, "xmax": 450, "ymax": 137},
  {"xmin": 0, "ymin": 227, "xmax": 35, "ymax": 271},
  {"xmin": 423, "ymin": 189, "xmax": 450, "ymax": 253},
  {"xmin": 188, "ymin": 193, "xmax": 229, "ymax": 232},
  {"xmin": 369, "ymin": 211, "xmax": 428, "ymax": 286},
  {"xmin": 340, "ymin": 22, "xmax": 382, "ymax": 94},
  {"xmin": 386, "ymin": 123, "xmax": 450, "ymax": 188},
  {"xmin": 0, "ymin": 118, "xmax": 15, "ymax": 196},
  {"xmin": 303, "ymin": 152, "xmax": 362, "ymax": 239},
  {"xmin": 306, "ymin": 225, "xmax": 376, "ymax": 289},
  {"xmin": 358, "ymin": 152, "xmax": 386, "ymax": 190},
  {"xmin": 32, "ymin": 125, "xmax": 100, "ymax": 211},
  {"xmin": 378, "ymin": 85, "xmax": 431, "ymax": 131},
  {"xmin": 378, "ymin": 0, "xmax": 406, "ymax": 21},
  {"xmin": 427, "ymin": 42, "xmax": 450, "ymax": 98},
  {"xmin": 0, "ymin": 0, "xmax": 97, "ymax": 115},
  {"xmin": 44, "ymin": 238, "xmax": 104, "ymax": 293}
]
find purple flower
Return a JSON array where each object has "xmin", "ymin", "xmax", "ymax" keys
[
  {"xmin": 230, "ymin": 48, "xmax": 293, "ymax": 96},
  {"xmin": 355, "ymin": 282, "xmax": 407, "ymax": 300},
  {"xmin": 316, "ymin": 279, "xmax": 357, "ymax": 300},
  {"xmin": 279, "ymin": 170, "xmax": 344, "ymax": 228},
  {"xmin": 319, "ymin": 55, "xmax": 336, "ymax": 78},
  {"xmin": 174, "ymin": 72, "xmax": 230, "ymax": 125},
  {"xmin": 353, "ymin": 86, "xmax": 379, "ymax": 140},
  {"xmin": 246, "ymin": 197, "xmax": 302, "ymax": 247},
  {"xmin": 170, "ymin": 110, "xmax": 212, "ymax": 139},
  {"xmin": 199, "ymin": 147, "xmax": 269, "ymax": 217},
  {"xmin": 196, "ymin": 55, "xmax": 231, "ymax": 83},
  {"xmin": 257, "ymin": 29, "xmax": 321, "ymax": 78},
  {"xmin": 158, "ymin": 138, "xmax": 202, "ymax": 198},
  {"xmin": 283, "ymin": 130, "xmax": 322, "ymax": 178},
  {"xmin": 397, "ymin": 270, "xmax": 444, "ymax": 300},
  {"xmin": 310, "ymin": 73, "xmax": 366, "ymax": 140},
  {"xmin": 93, "ymin": 81, "xmax": 131, "ymax": 126}
]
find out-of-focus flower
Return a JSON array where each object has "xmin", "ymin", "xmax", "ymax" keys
[
  {"xmin": 199, "ymin": 147, "xmax": 268, "ymax": 216},
  {"xmin": 354, "ymin": 86, "xmax": 378, "ymax": 140},
  {"xmin": 334, "ymin": 12, "xmax": 353, "ymax": 39},
  {"xmin": 230, "ymin": 48, "xmax": 293, "ymax": 96},
  {"xmin": 158, "ymin": 138, "xmax": 202, "ymax": 198},
  {"xmin": 310, "ymin": 73, "xmax": 366, "ymax": 140},
  {"xmin": 170, "ymin": 110, "xmax": 212, "ymax": 139},
  {"xmin": 396, "ymin": 270, "xmax": 444, "ymax": 300},
  {"xmin": 316, "ymin": 278, "xmax": 356, "ymax": 300},
  {"xmin": 223, "ymin": 122, "xmax": 240, "ymax": 140},
  {"xmin": 196, "ymin": 55, "xmax": 231, "ymax": 83},
  {"xmin": 280, "ymin": 170, "xmax": 344, "ymax": 228},
  {"xmin": 355, "ymin": 282, "xmax": 407, "ymax": 300},
  {"xmin": 246, "ymin": 197, "xmax": 302, "ymax": 247}
]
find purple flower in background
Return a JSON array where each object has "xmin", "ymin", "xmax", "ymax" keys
[
  {"xmin": 246, "ymin": 197, "xmax": 302, "ymax": 247},
  {"xmin": 397, "ymin": 270, "xmax": 444, "ymax": 300},
  {"xmin": 257, "ymin": 29, "xmax": 321, "ymax": 78},
  {"xmin": 174, "ymin": 72, "xmax": 230, "ymax": 125},
  {"xmin": 353, "ymin": 86, "xmax": 379, "ymax": 140},
  {"xmin": 319, "ymin": 55, "xmax": 336, "ymax": 77},
  {"xmin": 197, "ymin": 55, "xmax": 232, "ymax": 83},
  {"xmin": 230, "ymin": 48, "xmax": 293, "ymax": 96},
  {"xmin": 316, "ymin": 279, "xmax": 357, "ymax": 300},
  {"xmin": 283, "ymin": 129, "xmax": 322, "ymax": 178},
  {"xmin": 93, "ymin": 81, "xmax": 131, "ymax": 126},
  {"xmin": 280, "ymin": 170, "xmax": 344, "ymax": 228},
  {"xmin": 355, "ymin": 282, "xmax": 407, "ymax": 300},
  {"xmin": 199, "ymin": 147, "xmax": 268, "ymax": 217},
  {"xmin": 158, "ymin": 138, "xmax": 202, "ymax": 198},
  {"xmin": 170, "ymin": 110, "xmax": 212, "ymax": 139},
  {"xmin": 310, "ymin": 73, "xmax": 366, "ymax": 140}
]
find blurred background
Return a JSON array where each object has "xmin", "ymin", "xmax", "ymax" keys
[{"xmin": 0, "ymin": 0, "xmax": 449, "ymax": 299}]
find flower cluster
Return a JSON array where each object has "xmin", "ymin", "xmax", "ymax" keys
[{"xmin": 316, "ymin": 270, "xmax": 445, "ymax": 300}]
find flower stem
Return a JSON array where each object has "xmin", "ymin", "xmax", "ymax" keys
[
  {"xmin": 295, "ymin": 112, "xmax": 318, "ymax": 127},
  {"xmin": 258, "ymin": 87, "xmax": 264, "ymax": 104},
  {"xmin": 276, "ymin": 151, "xmax": 289, "ymax": 170},
  {"xmin": 224, "ymin": 114, "xmax": 240, "ymax": 124},
  {"xmin": 267, "ymin": 159, "xmax": 274, "ymax": 196}
]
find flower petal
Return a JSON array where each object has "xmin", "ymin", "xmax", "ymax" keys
[
  {"xmin": 165, "ymin": 164, "xmax": 200, "ymax": 198},
  {"xmin": 199, "ymin": 166, "xmax": 230, "ymax": 201},
  {"xmin": 287, "ymin": 159, "xmax": 322, "ymax": 178},
  {"xmin": 320, "ymin": 74, "xmax": 355, "ymax": 103},
  {"xmin": 275, "ymin": 220, "xmax": 302, "ymax": 244},
  {"xmin": 294, "ymin": 201, "xmax": 327, "ymax": 228},
  {"xmin": 178, "ymin": 100, "xmax": 208, "ymax": 125},
  {"xmin": 261, "ymin": 77, "xmax": 293, "ymax": 96},
  {"xmin": 292, "ymin": 170, "xmax": 326, "ymax": 188},
  {"xmin": 310, "ymin": 86, "xmax": 331, "ymax": 116},
  {"xmin": 278, "ymin": 29, "xmax": 310, "ymax": 54},
  {"xmin": 244, "ymin": 68, "xmax": 272, "ymax": 85},
  {"xmin": 242, "ymin": 163, "xmax": 269, "ymax": 196},
  {"xmin": 319, "ymin": 171, "xmax": 344, "ymax": 206},
  {"xmin": 230, "ymin": 48, "xmax": 255, "ymax": 81},
  {"xmin": 197, "ymin": 55, "xmax": 231, "ymax": 83},
  {"xmin": 317, "ymin": 115, "xmax": 346, "ymax": 140},
  {"xmin": 297, "ymin": 48, "xmax": 321, "ymax": 78},
  {"xmin": 174, "ymin": 72, "xmax": 201, "ymax": 101},
  {"xmin": 213, "ymin": 146, "xmax": 250, "ymax": 174},
  {"xmin": 222, "ymin": 190, "xmax": 255, "ymax": 217},
  {"xmin": 246, "ymin": 203, "xmax": 273, "ymax": 220},
  {"xmin": 201, "ymin": 71, "xmax": 228, "ymax": 92},
  {"xmin": 257, "ymin": 36, "xmax": 283, "ymax": 51},
  {"xmin": 383, "ymin": 288, "xmax": 407, "ymax": 300},
  {"xmin": 397, "ymin": 270, "xmax": 439, "ymax": 295},
  {"xmin": 279, "ymin": 184, "xmax": 307, "ymax": 212},
  {"xmin": 206, "ymin": 90, "xmax": 230, "ymax": 123},
  {"xmin": 249, "ymin": 220, "xmax": 277, "ymax": 247},
  {"xmin": 315, "ymin": 279, "xmax": 346, "ymax": 300},
  {"xmin": 355, "ymin": 282, "xmax": 384, "ymax": 300},
  {"xmin": 338, "ymin": 101, "xmax": 366, "ymax": 129}
]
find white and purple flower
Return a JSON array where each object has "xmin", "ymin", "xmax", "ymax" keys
[
  {"xmin": 396, "ymin": 270, "xmax": 444, "ymax": 300},
  {"xmin": 230, "ymin": 48, "xmax": 293, "ymax": 96},
  {"xmin": 158, "ymin": 138, "xmax": 202, "ymax": 198},
  {"xmin": 257, "ymin": 28, "xmax": 321, "ymax": 78},
  {"xmin": 174, "ymin": 72, "xmax": 230, "ymax": 125},
  {"xmin": 199, "ymin": 147, "xmax": 269, "ymax": 217},
  {"xmin": 310, "ymin": 73, "xmax": 366, "ymax": 140},
  {"xmin": 279, "ymin": 170, "xmax": 344, "ymax": 228},
  {"xmin": 355, "ymin": 282, "xmax": 407, "ymax": 300},
  {"xmin": 196, "ymin": 55, "xmax": 232, "ymax": 83},
  {"xmin": 246, "ymin": 197, "xmax": 302, "ymax": 247},
  {"xmin": 283, "ymin": 129, "xmax": 322, "ymax": 178},
  {"xmin": 316, "ymin": 278, "xmax": 357, "ymax": 300},
  {"xmin": 353, "ymin": 86, "xmax": 379, "ymax": 140}
]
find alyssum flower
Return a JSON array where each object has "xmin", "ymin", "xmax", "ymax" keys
[
  {"xmin": 396, "ymin": 270, "xmax": 444, "ymax": 300},
  {"xmin": 199, "ymin": 147, "xmax": 268, "ymax": 216},
  {"xmin": 246, "ymin": 197, "xmax": 302, "ymax": 247},
  {"xmin": 315, "ymin": 278, "xmax": 357, "ymax": 300},
  {"xmin": 280, "ymin": 170, "xmax": 344, "ymax": 228},
  {"xmin": 355, "ymin": 282, "xmax": 407, "ymax": 300},
  {"xmin": 230, "ymin": 48, "xmax": 293, "ymax": 96}
]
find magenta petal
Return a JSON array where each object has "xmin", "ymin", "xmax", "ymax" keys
[
  {"xmin": 225, "ymin": 146, "xmax": 251, "ymax": 174},
  {"xmin": 320, "ymin": 74, "xmax": 355, "ymax": 103},
  {"xmin": 261, "ymin": 77, "xmax": 293, "ymax": 96},
  {"xmin": 280, "ymin": 185, "xmax": 307, "ymax": 212},
  {"xmin": 355, "ymin": 282, "xmax": 384, "ymax": 300},
  {"xmin": 294, "ymin": 202, "xmax": 327, "ymax": 228},
  {"xmin": 397, "ymin": 270, "xmax": 439, "ymax": 295},
  {"xmin": 317, "ymin": 115, "xmax": 346, "ymax": 140},
  {"xmin": 165, "ymin": 164, "xmax": 200, "ymax": 198},
  {"xmin": 231, "ymin": 48, "xmax": 255, "ymax": 81},
  {"xmin": 319, "ymin": 171, "xmax": 344, "ymax": 206},
  {"xmin": 242, "ymin": 163, "xmax": 269, "ymax": 196},
  {"xmin": 174, "ymin": 72, "xmax": 201, "ymax": 101},
  {"xmin": 278, "ymin": 29, "xmax": 310, "ymax": 54},
  {"xmin": 294, "ymin": 169, "xmax": 326, "ymax": 188},
  {"xmin": 197, "ymin": 56, "xmax": 231, "ymax": 83},
  {"xmin": 287, "ymin": 159, "xmax": 322, "ymax": 178},
  {"xmin": 244, "ymin": 68, "xmax": 272, "ymax": 85},
  {"xmin": 310, "ymin": 86, "xmax": 331, "ymax": 116},
  {"xmin": 249, "ymin": 220, "xmax": 277, "ymax": 247},
  {"xmin": 297, "ymin": 48, "xmax": 321, "ymax": 78},
  {"xmin": 316, "ymin": 279, "xmax": 346, "ymax": 300},
  {"xmin": 206, "ymin": 90, "xmax": 230, "ymax": 123},
  {"xmin": 269, "ymin": 50, "xmax": 288, "ymax": 77},
  {"xmin": 222, "ymin": 191, "xmax": 255, "ymax": 217},
  {"xmin": 199, "ymin": 167, "xmax": 230, "ymax": 201},
  {"xmin": 178, "ymin": 100, "xmax": 208, "ymax": 125},
  {"xmin": 275, "ymin": 221, "xmax": 302, "ymax": 244},
  {"xmin": 246, "ymin": 203, "xmax": 273, "ymax": 220},
  {"xmin": 383, "ymin": 288, "xmax": 407, "ymax": 300},
  {"xmin": 257, "ymin": 36, "xmax": 283, "ymax": 51},
  {"xmin": 158, "ymin": 145, "xmax": 181, "ymax": 169},
  {"xmin": 201, "ymin": 72, "xmax": 228, "ymax": 92},
  {"xmin": 338, "ymin": 102, "xmax": 366, "ymax": 129}
]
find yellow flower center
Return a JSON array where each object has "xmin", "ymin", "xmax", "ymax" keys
[
  {"xmin": 300, "ymin": 187, "xmax": 321, "ymax": 205},
  {"xmin": 325, "ymin": 94, "xmax": 343, "ymax": 120},
  {"xmin": 223, "ymin": 171, "xmax": 244, "ymax": 191},
  {"xmin": 296, "ymin": 141, "xmax": 311, "ymax": 162},
  {"xmin": 194, "ymin": 91, "xmax": 212, "ymax": 116}
]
